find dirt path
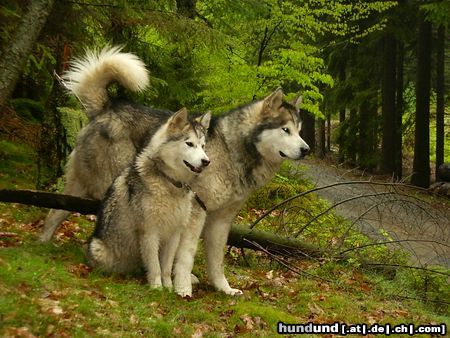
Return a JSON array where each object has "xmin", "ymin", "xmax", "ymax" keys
[{"xmin": 300, "ymin": 158, "xmax": 450, "ymax": 267}]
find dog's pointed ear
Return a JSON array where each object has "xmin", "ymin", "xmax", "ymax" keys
[
  {"xmin": 168, "ymin": 107, "xmax": 189, "ymax": 131},
  {"xmin": 291, "ymin": 94, "xmax": 303, "ymax": 110},
  {"xmin": 195, "ymin": 111, "xmax": 211, "ymax": 130},
  {"xmin": 263, "ymin": 88, "xmax": 284, "ymax": 110}
]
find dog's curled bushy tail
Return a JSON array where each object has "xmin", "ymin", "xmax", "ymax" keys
[{"xmin": 63, "ymin": 45, "xmax": 149, "ymax": 119}]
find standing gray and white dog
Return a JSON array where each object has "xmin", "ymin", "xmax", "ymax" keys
[
  {"xmin": 41, "ymin": 46, "xmax": 310, "ymax": 297},
  {"xmin": 40, "ymin": 46, "xmax": 173, "ymax": 242},
  {"xmin": 87, "ymin": 107, "xmax": 210, "ymax": 290}
]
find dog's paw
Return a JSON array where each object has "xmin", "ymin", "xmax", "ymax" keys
[
  {"xmin": 38, "ymin": 232, "xmax": 51, "ymax": 243},
  {"xmin": 149, "ymin": 283, "xmax": 163, "ymax": 289},
  {"xmin": 163, "ymin": 282, "xmax": 173, "ymax": 290},
  {"xmin": 191, "ymin": 274, "xmax": 200, "ymax": 285},
  {"xmin": 175, "ymin": 286, "xmax": 192, "ymax": 298},
  {"xmin": 224, "ymin": 288, "xmax": 243, "ymax": 296},
  {"xmin": 148, "ymin": 276, "xmax": 163, "ymax": 289},
  {"xmin": 162, "ymin": 277, "xmax": 173, "ymax": 289}
]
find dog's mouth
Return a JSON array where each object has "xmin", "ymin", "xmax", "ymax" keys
[
  {"xmin": 279, "ymin": 150, "xmax": 306, "ymax": 161},
  {"xmin": 279, "ymin": 151, "xmax": 306, "ymax": 160},
  {"xmin": 184, "ymin": 160, "xmax": 203, "ymax": 174}
]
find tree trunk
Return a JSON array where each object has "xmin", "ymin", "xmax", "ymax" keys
[
  {"xmin": 317, "ymin": 118, "xmax": 326, "ymax": 158},
  {"xmin": 176, "ymin": 0, "xmax": 197, "ymax": 18},
  {"xmin": 337, "ymin": 63, "xmax": 346, "ymax": 164},
  {"xmin": 326, "ymin": 113, "xmax": 331, "ymax": 152},
  {"xmin": 381, "ymin": 31, "xmax": 397, "ymax": 177},
  {"xmin": 338, "ymin": 109, "xmax": 346, "ymax": 163},
  {"xmin": 412, "ymin": 14, "xmax": 432, "ymax": 188},
  {"xmin": 358, "ymin": 100, "xmax": 376, "ymax": 169},
  {"xmin": 395, "ymin": 41, "xmax": 404, "ymax": 180},
  {"xmin": 435, "ymin": 25, "xmax": 445, "ymax": 180},
  {"xmin": 300, "ymin": 109, "xmax": 315, "ymax": 153},
  {"xmin": 0, "ymin": 0, "xmax": 55, "ymax": 107},
  {"xmin": 348, "ymin": 109, "xmax": 357, "ymax": 164}
]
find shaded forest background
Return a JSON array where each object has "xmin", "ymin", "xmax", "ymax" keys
[{"xmin": 0, "ymin": 0, "xmax": 449, "ymax": 189}]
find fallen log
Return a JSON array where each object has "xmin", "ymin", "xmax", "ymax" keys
[
  {"xmin": 0, "ymin": 189, "xmax": 100, "ymax": 214},
  {"xmin": 0, "ymin": 189, "xmax": 326, "ymax": 258},
  {"xmin": 228, "ymin": 223, "xmax": 323, "ymax": 258},
  {"xmin": 0, "ymin": 189, "xmax": 394, "ymax": 275}
]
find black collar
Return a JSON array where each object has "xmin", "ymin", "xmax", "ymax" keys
[
  {"xmin": 193, "ymin": 191, "xmax": 207, "ymax": 211},
  {"xmin": 162, "ymin": 171, "xmax": 207, "ymax": 212}
]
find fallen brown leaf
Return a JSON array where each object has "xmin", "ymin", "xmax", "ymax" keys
[
  {"xmin": 308, "ymin": 302, "xmax": 325, "ymax": 319},
  {"xmin": 67, "ymin": 263, "xmax": 92, "ymax": 278},
  {"xmin": 191, "ymin": 323, "xmax": 211, "ymax": 338},
  {"xmin": 4, "ymin": 327, "xmax": 37, "ymax": 338}
]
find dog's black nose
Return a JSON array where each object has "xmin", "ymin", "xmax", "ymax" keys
[
  {"xmin": 202, "ymin": 159, "xmax": 210, "ymax": 167},
  {"xmin": 300, "ymin": 147, "xmax": 309, "ymax": 157}
]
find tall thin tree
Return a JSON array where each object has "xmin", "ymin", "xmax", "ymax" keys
[
  {"xmin": 435, "ymin": 24, "xmax": 445, "ymax": 179},
  {"xmin": 412, "ymin": 13, "xmax": 432, "ymax": 188},
  {"xmin": 395, "ymin": 41, "xmax": 404, "ymax": 180},
  {"xmin": 381, "ymin": 31, "xmax": 397, "ymax": 177},
  {"xmin": 317, "ymin": 118, "xmax": 326, "ymax": 158}
]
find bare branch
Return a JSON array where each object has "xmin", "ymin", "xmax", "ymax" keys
[
  {"xmin": 294, "ymin": 192, "xmax": 394, "ymax": 238},
  {"xmin": 363, "ymin": 263, "xmax": 450, "ymax": 277},
  {"xmin": 339, "ymin": 239, "xmax": 450, "ymax": 255},
  {"xmin": 243, "ymin": 238, "xmax": 331, "ymax": 282},
  {"xmin": 250, "ymin": 180, "xmax": 429, "ymax": 229}
]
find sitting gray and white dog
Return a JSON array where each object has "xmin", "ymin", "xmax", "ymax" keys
[{"xmin": 87, "ymin": 107, "xmax": 210, "ymax": 292}]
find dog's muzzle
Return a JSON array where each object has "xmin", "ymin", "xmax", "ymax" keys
[
  {"xmin": 184, "ymin": 159, "xmax": 210, "ymax": 174},
  {"xmin": 300, "ymin": 146, "xmax": 310, "ymax": 158}
]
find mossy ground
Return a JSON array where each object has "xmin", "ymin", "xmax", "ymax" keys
[{"xmin": 1, "ymin": 138, "xmax": 448, "ymax": 337}]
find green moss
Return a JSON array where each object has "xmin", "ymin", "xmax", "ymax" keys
[
  {"xmin": 10, "ymin": 98, "xmax": 45, "ymax": 122},
  {"xmin": 0, "ymin": 139, "xmax": 37, "ymax": 189},
  {"xmin": 58, "ymin": 107, "xmax": 88, "ymax": 150}
]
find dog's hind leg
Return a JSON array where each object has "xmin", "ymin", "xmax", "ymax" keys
[
  {"xmin": 87, "ymin": 237, "xmax": 114, "ymax": 271},
  {"xmin": 39, "ymin": 169, "xmax": 87, "ymax": 242},
  {"xmin": 40, "ymin": 209, "xmax": 72, "ymax": 242}
]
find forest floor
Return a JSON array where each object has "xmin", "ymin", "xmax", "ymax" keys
[
  {"xmin": 1, "ymin": 139, "xmax": 449, "ymax": 337},
  {"xmin": 301, "ymin": 157, "xmax": 450, "ymax": 267}
]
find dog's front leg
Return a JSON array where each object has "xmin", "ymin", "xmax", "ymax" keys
[
  {"xmin": 202, "ymin": 204, "xmax": 243, "ymax": 296},
  {"xmin": 159, "ymin": 231, "xmax": 181, "ymax": 289},
  {"xmin": 140, "ymin": 233, "xmax": 162, "ymax": 288},
  {"xmin": 173, "ymin": 204, "xmax": 206, "ymax": 297}
]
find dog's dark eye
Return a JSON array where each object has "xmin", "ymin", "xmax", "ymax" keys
[
  {"xmin": 186, "ymin": 142, "xmax": 194, "ymax": 147},
  {"xmin": 282, "ymin": 127, "xmax": 290, "ymax": 134}
]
